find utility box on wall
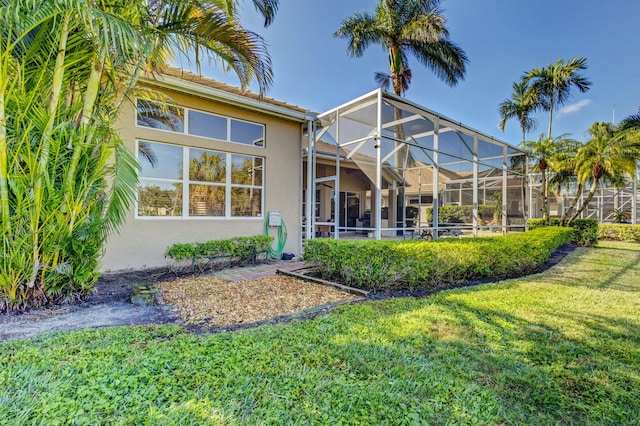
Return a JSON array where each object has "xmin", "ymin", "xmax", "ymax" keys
[{"xmin": 268, "ymin": 210, "xmax": 282, "ymax": 227}]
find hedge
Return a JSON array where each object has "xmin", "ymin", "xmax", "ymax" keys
[
  {"xmin": 528, "ymin": 218, "xmax": 598, "ymax": 246},
  {"xmin": 598, "ymin": 223, "xmax": 640, "ymax": 243},
  {"xmin": 165, "ymin": 235, "xmax": 274, "ymax": 271},
  {"xmin": 304, "ymin": 227, "xmax": 574, "ymax": 291}
]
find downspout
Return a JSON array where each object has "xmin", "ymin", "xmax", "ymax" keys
[{"xmin": 305, "ymin": 115, "xmax": 315, "ymax": 242}]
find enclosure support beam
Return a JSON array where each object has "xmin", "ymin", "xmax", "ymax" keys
[
  {"xmin": 432, "ymin": 117, "xmax": 440, "ymax": 239},
  {"xmin": 375, "ymin": 89, "xmax": 383, "ymax": 240},
  {"xmin": 633, "ymin": 163, "xmax": 638, "ymax": 224},
  {"xmin": 472, "ymin": 135, "xmax": 479, "ymax": 237},
  {"xmin": 502, "ymin": 145, "xmax": 508, "ymax": 234},
  {"xmin": 334, "ymin": 108, "xmax": 341, "ymax": 240}
]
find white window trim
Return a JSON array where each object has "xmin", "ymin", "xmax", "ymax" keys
[
  {"xmin": 135, "ymin": 99, "xmax": 266, "ymax": 148},
  {"xmin": 135, "ymin": 140, "xmax": 265, "ymax": 220}
]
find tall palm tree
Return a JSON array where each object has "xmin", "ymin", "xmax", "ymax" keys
[
  {"xmin": 568, "ymin": 122, "xmax": 640, "ymax": 225},
  {"xmin": 523, "ymin": 133, "xmax": 576, "ymax": 224},
  {"xmin": 524, "ymin": 57, "xmax": 592, "ymax": 138},
  {"xmin": 498, "ymin": 80, "xmax": 538, "ymax": 145},
  {"xmin": 334, "ymin": 0, "xmax": 468, "ymax": 96}
]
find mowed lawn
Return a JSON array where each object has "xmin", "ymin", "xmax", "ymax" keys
[{"xmin": 1, "ymin": 241, "xmax": 639, "ymax": 425}]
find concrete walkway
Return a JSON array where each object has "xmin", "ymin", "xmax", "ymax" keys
[{"xmin": 210, "ymin": 259, "xmax": 307, "ymax": 281}]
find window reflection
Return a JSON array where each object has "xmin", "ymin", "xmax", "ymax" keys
[
  {"xmin": 136, "ymin": 100, "xmax": 184, "ymax": 132},
  {"xmin": 136, "ymin": 141, "xmax": 263, "ymax": 218}
]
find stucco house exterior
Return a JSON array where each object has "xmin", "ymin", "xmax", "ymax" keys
[{"xmin": 102, "ymin": 68, "xmax": 313, "ymax": 271}]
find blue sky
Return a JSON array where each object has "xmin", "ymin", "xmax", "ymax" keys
[{"xmin": 178, "ymin": 0, "xmax": 640, "ymax": 147}]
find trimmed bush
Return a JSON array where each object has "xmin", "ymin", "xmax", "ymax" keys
[
  {"xmin": 304, "ymin": 227, "xmax": 573, "ymax": 291},
  {"xmin": 165, "ymin": 235, "xmax": 273, "ymax": 271},
  {"xmin": 598, "ymin": 224, "xmax": 640, "ymax": 243},
  {"xmin": 528, "ymin": 218, "xmax": 598, "ymax": 246}
]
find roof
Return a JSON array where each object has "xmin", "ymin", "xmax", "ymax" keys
[{"xmin": 140, "ymin": 66, "xmax": 311, "ymax": 122}]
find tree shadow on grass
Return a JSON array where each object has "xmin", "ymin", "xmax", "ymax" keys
[{"xmin": 327, "ymin": 295, "xmax": 640, "ymax": 424}]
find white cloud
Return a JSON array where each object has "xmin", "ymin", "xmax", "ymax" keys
[{"xmin": 558, "ymin": 99, "xmax": 592, "ymax": 116}]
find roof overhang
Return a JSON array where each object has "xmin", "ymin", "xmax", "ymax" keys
[{"xmin": 140, "ymin": 73, "xmax": 316, "ymax": 124}]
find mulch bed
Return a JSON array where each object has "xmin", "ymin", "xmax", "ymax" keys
[{"xmin": 158, "ymin": 274, "xmax": 361, "ymax": 329}]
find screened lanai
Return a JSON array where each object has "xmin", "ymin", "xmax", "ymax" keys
[{"xmin": 302, "ymin": 89, "xmax": 528, "ymax": 241}]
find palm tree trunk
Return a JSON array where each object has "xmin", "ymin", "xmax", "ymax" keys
[
  {"xmin": 560, "ymin": 183, "xmax": 582, "ymax": 226},
  {"xmin": 0, "ymin": 83, "xmax": 9, "ymax": 235},
  {"xmin": 547, "ymin": 99, "xmax": 554, "ymax": 138},
  {"xmin": 31, "ymin": 13, "xmax": 71, "ymax": 285},
  {"xmin": 64, "ymin": 54, "xmax": 104, "ymax": 206},
  {"xmin": 541, "ymin": 169, "xmax": 549, "ymax": 223},
  {"xmin": 568, "ymin": 180, "xmax": 598, "ymax": 226}
]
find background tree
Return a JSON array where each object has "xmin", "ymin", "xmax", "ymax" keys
[
  {"xmin": 498, "ymin": 80, "xmax": 538, "ymax": 145},
  {"xmin": 568, "ymin": 122, "xmax": 640, "ymax": 225},
  {"xmin": 523, "ymin": 133, "xmax": 576, "ymax": 224},
  {"xmin": 334, "ymin": 0, "xmax": 468, "ymax": 96},
  {"xmin": 618, "ymin": 107, "xmax": 640, "ymax": 131},
  {"xmin": 525, "ymin": 57, "xmax": 592, "ymax": 138}
]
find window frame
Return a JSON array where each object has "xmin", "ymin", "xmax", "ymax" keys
[
  {"xmin": 135, "ymin": 99, "xmax": 266, "ymax": 148},
  {"xmin": 135, "ymin": 140, "xmax": 265, "ymax": 220}
]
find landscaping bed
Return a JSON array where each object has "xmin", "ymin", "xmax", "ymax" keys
[
  {"xmin": 0, "ymin": 265, "xmax": 362, "ymax": 339},
  {"xmin": 158, "ymin": 274, "xmax": 362, "ymax": 331}
]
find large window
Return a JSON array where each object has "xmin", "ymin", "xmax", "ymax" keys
[
  {"xmin": 137, "ymin": 141, "xmax": 263, "ymax": 219},
  {"xmin": 136, "ymin": 100, "xmax": 265, "ymax": 147}
]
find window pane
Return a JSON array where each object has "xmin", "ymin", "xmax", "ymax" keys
[
  {"xmin": 136, "ymin": 100, "xmax": 184, "ymax": 132},
  {"xmin": 231, "ymin": 187, "xmax": 261, "ymax": 217},
  {"xmin": 230, "ymin": 119, "xmax": 264, "ymax": 146},
  {"xmin": 231, "ymin": 155, "xmax": 262, "ymax": 185},
  {"xmin": 189, "ymin": 149, "xmax": 226, "ymax": 183},
  {"xmin": 252, "ymin": 157, "xmax": 263, "ymax": 186},
  {"xmin": 189, "ymin": 184, "xmax": 225, "ymax": 216},
  {"xmin": 138, "ymin": 141, "xmax": 183, "ymax": 180},
  {"xmin": 138, "ymin": 181, "xmax": 183, "ymax": 216},
  {"xmin": 188, "ymin": 110, "xmax": 227, "ymax": 140}
]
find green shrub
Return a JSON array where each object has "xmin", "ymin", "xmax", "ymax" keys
[
  {"xmin": 598, "ymin": 223, "xmax": 640, "ymax": 242},
  {"xmin": 165, "ymin": 235, "xmax": 273, "ymax": 270},
  {"xmin": 304, "ymin": 227, "xmax": 573, "ymax": 291},
  {"xmin": 529, "ymin": 218, "xmax": 598, "ymax": 246}
]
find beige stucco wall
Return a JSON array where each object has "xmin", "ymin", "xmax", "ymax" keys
[{"xmin": 102, "ymin": 88, "xmax": 302, "ymax": 271}]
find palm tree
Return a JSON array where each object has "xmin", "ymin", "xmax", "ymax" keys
[
  {"xmin": 245, "ymin": 0, "xmax": 279, "ymax": 27},
  {"xmin": 498, "ymin": 80, "xmax": 538, "ymax": 145},
  {"xmin": 523, "ymin": 133, "xmax": 576, "ymax": 224},
  {"xmin": 0, "ymin": 0, "xmax": 277, "ymax": 311},
  {"xmin": 525, "ymin": 57, "xmax": 592, "ymax": 138},
  {"xmin": 334, "ymin": 0, "xmax": 468, "ymax": 96},
  {"xmin": 568, "ymin": 122, "xmax": 640, "ymax": 225},
  {"xmin": 123, "ymin": 0, "xmax": 274, "ymax": 94},
  {"xmin": 618, "ymin": 107, "xmax": 640, "ymax": 131}
]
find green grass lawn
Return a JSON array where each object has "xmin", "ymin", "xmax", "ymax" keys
[{"xmin": 1, "ymin": 241, "xmax": 639, "ymax": 425}]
